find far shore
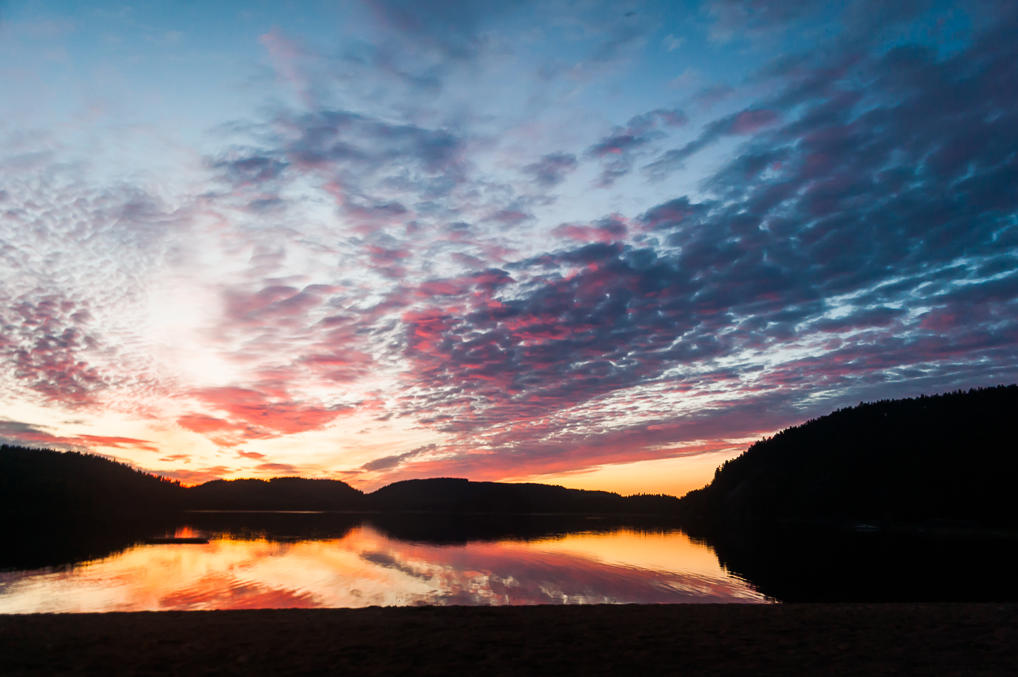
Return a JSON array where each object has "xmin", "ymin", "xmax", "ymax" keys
[{"xmin": 2, "ymin": 603, "xmax": 1015, "ymax": 675}]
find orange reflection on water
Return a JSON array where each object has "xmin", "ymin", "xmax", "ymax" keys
[{"xmin": 0, "ymin": 525, "xmax": 769, "ymax": 613}]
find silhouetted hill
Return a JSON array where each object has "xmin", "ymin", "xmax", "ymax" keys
[
  {"xmin": 367, "ymin": 477, "xmax": 681, "ymax": 515},
  {"xmin": 187, "ymin": 478, "xmax": 364, "ymax": 511},
  {"xmin": 2, "ymin": 445, "xmax": 682, "ymax": 518},
  {"xmin": 677, "ymin": 385, "xmax": 1018, "ymax": 529},
  {"xmin": 1, "ymin": 444, "xmax": 184, "ymax": 520}
]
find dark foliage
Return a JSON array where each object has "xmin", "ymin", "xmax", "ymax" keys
[
  {"xmin": 677, "ymin": 385, "xmax": 1018, "ymax": 528},
  {"xmin": 0, "ymin": 444, "xmax": 184, "ymax": 519}
]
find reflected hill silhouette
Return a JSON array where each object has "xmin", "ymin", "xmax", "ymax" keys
[
  {"xmin": 2, "ymin": 518, "xmax": 180, "ymax": 572},
  {"xmin": 182, "ymin": 510, "xmax": 364, "ymax": 542},
  {"xmin": 364, "ymin": 512, "xmax": 677, "ymax": 545},
  {"xmin": 701, "ymin": 524, "xmax": 1018, "ymax": 602},
  {"xmin": 1, "ymin": 511, "xmax": 681, "ymax": 573}
]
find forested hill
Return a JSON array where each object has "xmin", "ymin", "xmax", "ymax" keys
[
  {"xmin": 367, "ymin": 477, "xmax": 681, "ymax": 515},
  {"xmin": 677, "ymin": 385, "xmax": 1018, "ymax": 528},
  {"xmin": 1, "ymin": 445, "xmax": 184, "ymax": 519}
]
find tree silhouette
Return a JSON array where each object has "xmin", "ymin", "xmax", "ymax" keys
[{"xmin": 677, "ymin": 385, "xmax": 1018, "ymax": 529}]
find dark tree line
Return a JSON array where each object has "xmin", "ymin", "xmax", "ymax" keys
[
  {"xmin": 1, "ymin": 445, "xmax": 184, "ymax": 520},
  {"xmin": 676, "ymin": 385, "xmax": 1018, "ymax": 529}
]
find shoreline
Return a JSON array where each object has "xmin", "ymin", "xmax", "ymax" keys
[{"xmin": 3, "ymin": 603, "xmax": 1016, "ymax": 675}]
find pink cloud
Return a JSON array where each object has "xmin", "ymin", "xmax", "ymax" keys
[
  {"xmin": 186, "ymin": 387, "xmax": 353, "ymax": 443},
  {"xmin": 158, "ymin": 466, "xmax": 236, "ymax": 486},
  {"xmin": 223, "ymin": 285, "xmax": 328, "ymax": 326},
  {"xmin": 259, "ymin": 28, "xmax": 312, "ymax": 105},
  {"xmin": 730, "ymin": 109, "xmax": 779, "ymax": 134},
  {"xmin": 178, "ymin": 414, "xmax": 236, "ymax": 434},
  {"xmin": 237, "ymin": 450, "xmax": 267, "ymax": 460},
  {"xmin": 553, "ymin": 221, "xmax": 627, "ymax": 243},
  {"xmin": 75, "ymin": 434, "xmax": 160, "ymax": 453}
]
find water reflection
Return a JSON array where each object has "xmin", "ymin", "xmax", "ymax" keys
[
  {"xmin": 699, "ymin": 524, "xmax": 1018, "ymax": 602},
  {"xmin": 0, "ymin": 521, "xmax": 768, "ymax": 613}
]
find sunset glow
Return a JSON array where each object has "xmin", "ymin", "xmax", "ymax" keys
[{"xmin": 1, "ymin": 1, "xmax": 1016, "ymax": 494}]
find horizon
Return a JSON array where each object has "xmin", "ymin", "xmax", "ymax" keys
[
  {"xmin": 7, "ymin": 382, "xmax": 1013, "ymax": 497},
  {"xmin": 3, "ymin": 440, "xmax": 681, "ymax": 495},
  {"xmin": 1, "ymin": 1, "xmax": 1016, "ymax": 497}
]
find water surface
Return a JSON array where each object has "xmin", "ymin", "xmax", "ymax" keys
[{"xmin": 0, "ymin": 518, "xmax": 768, "ymax": 612}]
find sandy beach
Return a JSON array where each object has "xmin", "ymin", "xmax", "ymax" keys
[{"xmin": 2, "ymin": 603, "xmax": 1015, "ymax": 675}]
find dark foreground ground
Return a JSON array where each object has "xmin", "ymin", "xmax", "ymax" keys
[{"xmin": 2, "ymin": 604, "xmax": 1015, "ymax": 676}]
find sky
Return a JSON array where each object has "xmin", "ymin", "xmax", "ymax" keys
[{"xmin": 0, "ymin": 0, "xmax": 1016, "ymax": 496}]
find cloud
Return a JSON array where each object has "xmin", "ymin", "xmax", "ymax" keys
[
  {"xmin": 259, "ymin": 28, "xmax": 312, "ymax": 102},
  {"xmin": 521, "ymin": 152, "xmax": 578, "ymax": 187},
  {"xmin": 210, "ymin": 152, "xmax": 288, "ymax": 187},
  {"xmin": 75, "ymin": 435, "xmax": 159, "ymax": 452},
  {"xmin": 363, "ymin": 0, "xmax": 524, "ymax": 62},
  {"xmin": 552, "ymin": 216, "xmax": 628, "ymax": 243},
  {"xmin": 178, "ymin": 414, "xmax": 235, "ymax": 434},
  {"xmin": 355, "ymin": 12, "xmax": 1018, "ymax": 481},
  {"xmin": 703, "ymin": 0, "xmax": 825, "ymax": 44},
  {"xmin": 159, "ymin": 466, "xmax": 236, "ymax": 485},
  {"xmin": 222, "ymin": 284, "xmax": 330, "ymax": 327},
  {"xmin": 587, "ymin": 108, "xmax": 687, "ymax": 186},
  {"xmin": 255, "ymin": 461, "xmax": 302, "ymax": 475},
  {"xmin": 0, "ymin": 419, "xmax": 77, "ymax": 449},
  {"xmin": 237, "ymin": 450, "xmax": 267, "ymax": 460},
  {"xmin": 187, "ymin": 387, "xmax": 354, "ymax": 443},
  {"xmin": 0, "ymin": 296, "xmax": 107, "ymax": 406},
  {"xmin": 360, "ymin": 444, "xmax": 435, "ymax": 472},
  {"xmin": 644, "ymin": 108, "xmax": 780, "ymax": 177},
  {"xmin": 281, "ymin": 109, "xmax": 466, "ymax": 190},
  {"xmin": 0, "ymin": 420, "xmax": 159, "ymax": 455},
  {"xmin": 663, "ymin": 34, "xmax": 685, "ymax": 52}
]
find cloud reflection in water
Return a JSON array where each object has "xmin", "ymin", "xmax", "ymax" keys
[{"xmin": 0, "ymin": 526, "xmax": 768, "ymax": 613}]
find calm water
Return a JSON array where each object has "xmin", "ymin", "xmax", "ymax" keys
[{"xmin": 0, "ymin": 518, "xmax": 769, "ymax": 613}]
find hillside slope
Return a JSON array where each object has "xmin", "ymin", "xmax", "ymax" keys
[
  {"xmin": 0, "ymin": 444, "xmax": 184, "ymax": 519},
  {"xmin": 677, "ymin": 385, "xmax": 1018, "ymax": 528}
]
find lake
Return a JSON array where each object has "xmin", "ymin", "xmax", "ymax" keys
[{"xmin": 0, "ymin": 514, "xmax": 769, "ymax": 613}]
